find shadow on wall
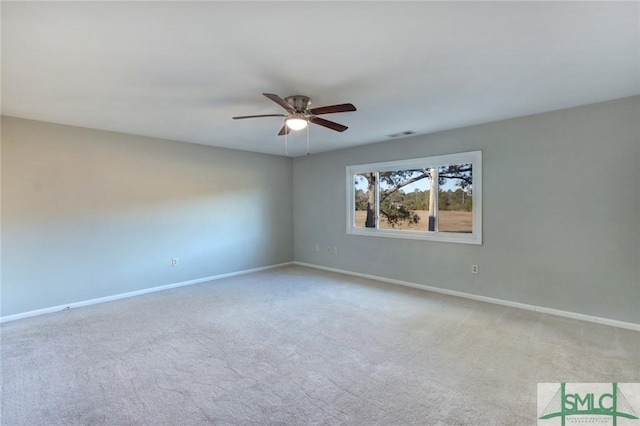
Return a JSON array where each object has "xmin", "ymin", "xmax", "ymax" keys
[{"xmin": 1, "ymin": 117, "xmax": 293, "ymax": 316}]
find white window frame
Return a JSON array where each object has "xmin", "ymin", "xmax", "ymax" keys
[{"xmin": 346, "ymin": 151, "xmax": 482, "ymax": 245}]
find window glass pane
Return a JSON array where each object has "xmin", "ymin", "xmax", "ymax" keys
[
  {"xmin": 378, "ymin": 168, "xmax": 432, "ymax": 230},
  {"xmin": 354, "ymin": 173, "xmax": 376, "ymax": 228},
  {"xmin": 438, "ymin": 163, "xmax": 473, "ymax": 233}
]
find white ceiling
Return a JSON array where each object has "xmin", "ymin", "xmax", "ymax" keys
[{"xmin": 2, "ymin": 1, "xmax": 639, "ymax": 157}]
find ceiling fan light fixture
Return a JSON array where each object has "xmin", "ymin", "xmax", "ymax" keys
[{"xmin": 286, "ymin": 115, "xmax": 308, "ymax": 131}]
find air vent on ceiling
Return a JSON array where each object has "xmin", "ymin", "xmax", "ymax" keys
[{"xmin": 386, "ymin": 130, "xmax": 416, "ymax": 138}]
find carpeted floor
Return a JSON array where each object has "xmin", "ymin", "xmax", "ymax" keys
[{"xmin": 1, "ymin": 265, "xmax": 638, "ymax": 425}]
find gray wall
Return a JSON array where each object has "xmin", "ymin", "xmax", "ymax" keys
[
  {"xmin": 1, "ymin": 116, "xmax": 293, "ymax": 316},
  {"xmin": 293, "ymin": 96, "xmax": 640, "ymax": 324},
  {"xmin": 3, "ymin": 97, "xmax": 639, "ymax": 324}
]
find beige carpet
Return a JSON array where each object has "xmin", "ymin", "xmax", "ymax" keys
[{"xmin": 1, "ymin": 265, "xmax": 638, "ymax": 425}]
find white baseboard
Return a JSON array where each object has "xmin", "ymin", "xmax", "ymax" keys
[
  {"xmin": 293, "ymin": 261, "xmax": 640, "ymax": 332},
  {"xmin": 0, "ymin": 262, "xmax": 294, "ymax": 324},
  {"xmin": 5, "ymin": 260, "xmax": 637, "ymax": 332}
]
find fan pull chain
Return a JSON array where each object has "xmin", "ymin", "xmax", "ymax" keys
[
  {"xmin": 284, "ymin": 120, "xmax": 289, "ymax": 156},
  {"xmin": 306, "ymin": 123, "xmax": 310, "ymax": 156}
]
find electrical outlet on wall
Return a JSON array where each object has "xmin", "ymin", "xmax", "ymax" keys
[
  {"xmin": 471, "ymin": 264, "xmax": 479, "ymax": 274},
  {"xmin": 172, "ymin": 258, "xmax": 179, "ymax": 267}
]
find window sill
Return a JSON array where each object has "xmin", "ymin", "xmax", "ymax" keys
[{"xmin": 347, "ymin": 227, "xmax": 482, "ymax": 245}]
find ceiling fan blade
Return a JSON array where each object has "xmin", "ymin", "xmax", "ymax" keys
[
  {"xmin": 278, "ymin": 125, "xmax": 291, "ymax": 136},
  {"xmin": 310, "ymin": 117, "xmax": 348, "ymax": 132},
  {"xmin": 233, "ymin": 114, "xmax": 286, "ymax": 120},
  {"xmin": 263, "ymin": 93, "xmax": 294, "ymax": 112},
  {"xmin": 309, "ymin": 103, "xmax": 357, "ymax": 115}
]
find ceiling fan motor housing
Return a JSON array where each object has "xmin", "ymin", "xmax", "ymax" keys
[{"xmin": 285, "ymin": 95, "xmax": 311, "ymax": 112}]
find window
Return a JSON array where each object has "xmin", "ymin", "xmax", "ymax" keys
[{"xmin": 347, "ymin": 151, "xmax": 482, "ymax": 244}]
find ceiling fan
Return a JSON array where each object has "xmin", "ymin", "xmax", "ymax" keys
[{"xmin": 233, "ymin": 93, "xmax": 356, "ymax": 135}]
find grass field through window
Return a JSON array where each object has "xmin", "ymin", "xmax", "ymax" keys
[{"xmin": 355, "ymin": 210, "xmax": 472, "ymax": 233}]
